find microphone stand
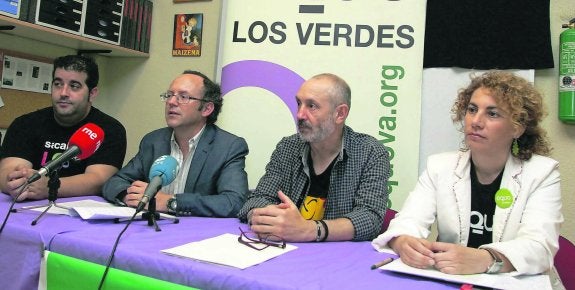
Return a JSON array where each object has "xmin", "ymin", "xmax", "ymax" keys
[
  {"xmin": 142, "ymin": 197, "xmax": 162, "ymax": 232},
  {"xmin": 115, "ymin": 197, "xmax": 179, "ymax": 231},
  {"xmin": 25, "ymin": 170, "xmax": 69, "ymax": 225}
]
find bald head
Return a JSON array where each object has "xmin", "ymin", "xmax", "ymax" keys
[{"xmin": 307, "ymin": 73, "xmax": 351, "ymax": 110}]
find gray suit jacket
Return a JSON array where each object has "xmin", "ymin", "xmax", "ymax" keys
[{"xmin": 102, "ymin": 124, "xmax": 249, "ymax": 217}]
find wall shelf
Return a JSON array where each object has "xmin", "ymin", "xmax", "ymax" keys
[{"xmin": 0, "ymin": 15, "xmax": 148, "ymax": 58}]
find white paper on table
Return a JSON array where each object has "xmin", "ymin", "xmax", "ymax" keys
[
  {"xmin": 161, "ymin": 233, "xmax": 297, "ymax": 269},
  {"xmin": 22, "ymin": 199, "xmax": 141, "ymax": 220},
  {"xmin": 70, "ymin": 205, "xmax": 141, "ymax": 220},
  {"xmin": 380, "ymin": 258, "xmax": 551, "ymax": 290}
]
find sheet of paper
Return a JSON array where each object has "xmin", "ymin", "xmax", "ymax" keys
[
  {"xmin": 380, "ymin": 258, "xmax": 551, "ymax": 290},
  {"xmin": 23, "ymin": 199, "xmax": 109, "ymax": 215},
  {"xmin": 22, "ymin": 200, "xmax": 141, "ymax": 220},
  {"xmin": 161, "ymin": 233, "xmax": 297, "ymax": 269},
  {"xmin": 70, "ymin": 206, "xmax": 140, "ymax": 220}
]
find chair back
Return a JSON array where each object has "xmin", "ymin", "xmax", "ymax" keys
[
  {"xmin": 381, "ymin": 209, "xmax": 397, "ymax": 233},
  {"xmin": 555, "ymin": 235, "xmax": 575, "ymax": 290}
]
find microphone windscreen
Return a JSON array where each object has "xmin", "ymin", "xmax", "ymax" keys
[
  {"xmin": 68, "ymin": 123, "xmax": 105, "ymax": 160},
  {"xmin": 148, "ymin": 155, "xmax": 179, "ymax": 186}
]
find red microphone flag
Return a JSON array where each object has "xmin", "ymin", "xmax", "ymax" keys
[{"xmin": 68, "ymin": 123, "xmax": 105, "ymax": 160}]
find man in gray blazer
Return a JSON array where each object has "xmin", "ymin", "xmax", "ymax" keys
[{"xmin": 103, "ymin": 71, "xmax": 249, "ymax": 217}]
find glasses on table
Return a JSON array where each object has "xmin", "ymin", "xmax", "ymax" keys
[
  {"xmin": 237, "ymin": 227, "xmax": 286, "ymax": 251},
  {"xmin": 160, "ymin": 91, "xmax": 207, "ymax": 104}
]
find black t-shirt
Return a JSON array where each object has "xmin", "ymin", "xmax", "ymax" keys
[
  {"xmin": 0, "ymin": 107, "xmax": 127, "ymax": 178},
  {"xmin": 308, "ymin": 155, "xmax": 336, "ymax": 200},
  {"xmin": 297, "ymin": 152, "xmax": 337, "ymax": 220},
  {"xmin": 467, "ymin": 163, "xmax": 503, "ymax": 248}
]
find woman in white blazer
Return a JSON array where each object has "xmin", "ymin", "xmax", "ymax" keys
[{"xmin": 372, "ymin": 71, "xmax": 563, "ymax": 288}]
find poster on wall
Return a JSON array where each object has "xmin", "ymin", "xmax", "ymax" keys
[
  {"xmin": 1, "ymin": 55, "xmax": 52, "ymax": 94},
  {"xmin": 216, "ymin": 0, "xmax": 427, "ymax": 210},
  {"xmin": 173, "ymin": 13, "xmax": 203, "ymax": 56}
]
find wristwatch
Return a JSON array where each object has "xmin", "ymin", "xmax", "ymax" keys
[
  {"xmin": 485, "ymin": 248, "xmax": 503, "ymax": 274},
  {"xmin": 167, "ymin": 197, "xmax": 177, "ymax": 213}
]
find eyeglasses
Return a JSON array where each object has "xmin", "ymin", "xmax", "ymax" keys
[
  {"xmin": 237, "ymin": 227, "xmax": 286, "ymax": 251},
  {"xmin": 160, "ymin": 92, "xmax": 206, "ymax": 104}
]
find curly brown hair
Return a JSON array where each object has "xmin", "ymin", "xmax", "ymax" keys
[{"xmin": 451, "ymin": 71, "xmax": 551, "ymax": 160}]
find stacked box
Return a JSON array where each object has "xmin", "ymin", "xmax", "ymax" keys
[
  {"xmin": 82, "ymin": 0, "xmax": 123, "ymax": 45},
  {"xmin": 17, "ymin": 0, "xmax": 153, "ymax": 52},
  {"xmin": 20, "ymin": 0, "xmax": 124, "ymax": 45},
  {"xmin": 27, "ymin": 0, "xmax": 83, "ymax": 34}
]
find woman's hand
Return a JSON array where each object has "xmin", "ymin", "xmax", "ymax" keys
[
  {"xmin": 430, "ymin": 242, "xmax": 493, "ymax": 274},
  {"xmin": 389, "ymin": 235, "xmax": 436, "ymax": 269}
]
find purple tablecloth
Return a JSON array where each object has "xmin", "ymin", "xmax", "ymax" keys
[
  {"xmin": 0, "ymin": 195, "xmax": 111, "ymax": 290},
  {"xmin": 0, "ymin": 195, "xmax": 459, "ymax": 290}
]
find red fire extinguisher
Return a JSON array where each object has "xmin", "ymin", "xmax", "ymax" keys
[{"xmin": 559, "ymin": 19, "xmax": 575, "ymax": 124}]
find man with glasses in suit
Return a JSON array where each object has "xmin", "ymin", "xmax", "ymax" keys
[{"xmin": 103, "ymin": 71, "xmax": 249, "ymax": 217}]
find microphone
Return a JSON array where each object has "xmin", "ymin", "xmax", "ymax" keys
[
  {"xmin": 136, "ymin": 155, "xmax": 179, "ymax": 212},
  {"xmin": 27, "ymin": 123, "xmax": 104, "ymax": 184}
]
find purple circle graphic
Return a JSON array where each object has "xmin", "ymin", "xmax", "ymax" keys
[{"xmin": 221, "ymin": 60, "xmax": 305, "ymax": 125}]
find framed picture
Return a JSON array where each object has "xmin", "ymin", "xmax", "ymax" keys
[{"xmin": 172, "ymin": 14, "xmax": 203, "ymax": 57}]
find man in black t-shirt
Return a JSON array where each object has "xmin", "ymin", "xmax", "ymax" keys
[{"xmin": 0, "ymin": 55, "xmax": 126, "ymax": 201}]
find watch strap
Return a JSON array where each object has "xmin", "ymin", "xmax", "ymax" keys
[{"xmin": 485, "ymin": 248, "xmax": 503, "ymax": 274}]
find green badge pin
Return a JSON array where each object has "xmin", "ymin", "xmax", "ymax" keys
[{"xmin": 495, "ymin": 188, "xmax": 514, "ymax": 209}]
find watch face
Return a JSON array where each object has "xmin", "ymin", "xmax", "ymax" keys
[
  {"xmin": 168, "ymin": 198, "xmax": 177, "ymax": 211},
  {"xmin": 488, "ymin": 261, "xmax": 503, "ymax": 274},
  {"xmin": 485, "ymin": 249, "xmax": 503, "ymax": 274}
]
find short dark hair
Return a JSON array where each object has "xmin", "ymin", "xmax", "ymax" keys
[
  {"xmin": 182, "ymin": 70, "xmax": 223, "ymax": 124},
  {"xmin": 52, "ymin": 55, "xmax": 99, "ymax": 91}
]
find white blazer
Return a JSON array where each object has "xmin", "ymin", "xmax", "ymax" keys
[{"xmin": 372, "ymin": 150, "xmax": 563, "ymax": 275}]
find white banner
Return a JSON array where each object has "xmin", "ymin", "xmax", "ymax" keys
[{"xmin": 217, "ymin": 0, "xmax": 426, "ymax": 210}]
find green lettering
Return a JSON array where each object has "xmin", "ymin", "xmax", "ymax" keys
[{"xmin": 379, "ymin": 116, "xmax": 397, "ymax": 130}]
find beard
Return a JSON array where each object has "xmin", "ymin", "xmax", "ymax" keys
[{"xmin": 298, "ymin": 116, "xmax": 336, "ymax": 143}]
